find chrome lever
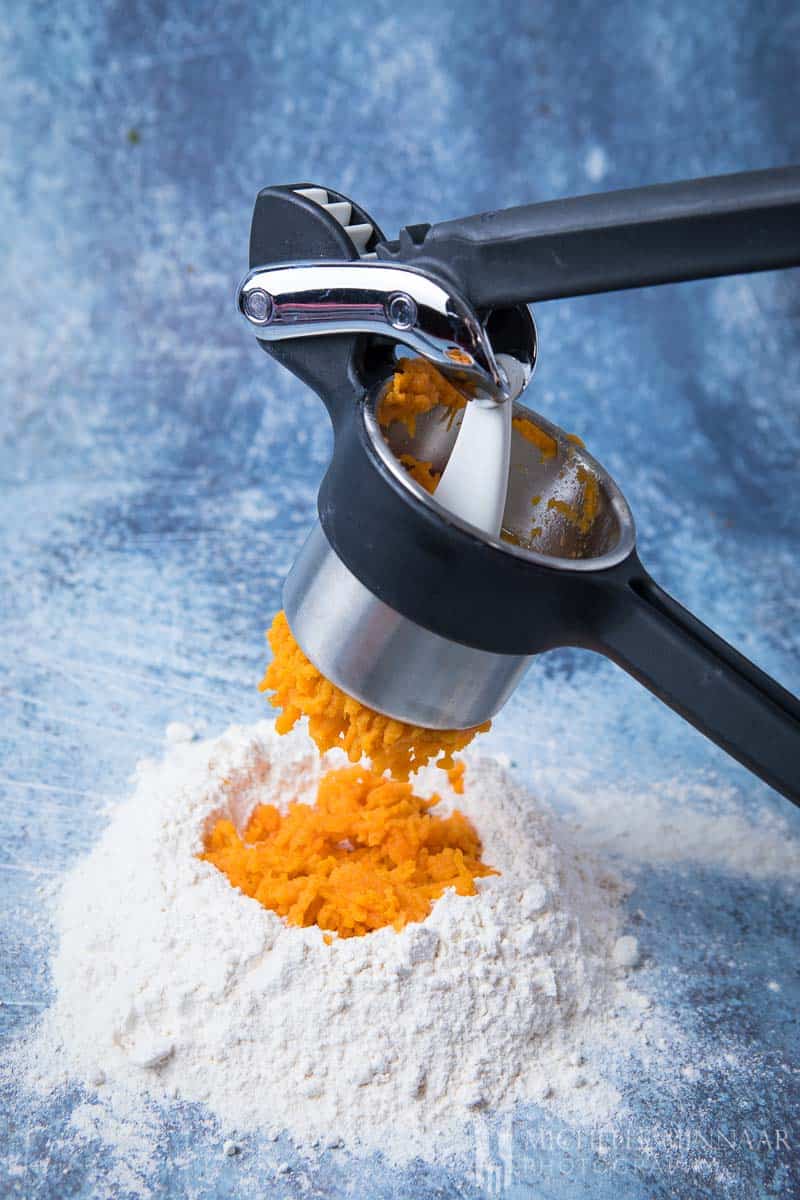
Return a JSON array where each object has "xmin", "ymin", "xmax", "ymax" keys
[{"xmin": 236, "ymin": 260, "xmax": 510, "ymax": 401}]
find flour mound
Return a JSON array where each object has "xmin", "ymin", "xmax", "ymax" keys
[{"xmin": 22, "ymin": 722, "xmax": 641, "ymax": 1163}]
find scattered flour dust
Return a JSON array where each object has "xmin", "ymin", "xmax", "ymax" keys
[{"xmin": 17, "ymin": 721, "xmax": 649, "ymax": 1167}]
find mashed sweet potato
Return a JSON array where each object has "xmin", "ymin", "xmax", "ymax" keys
[{"xmin": 201, "ymin": 764, "xmax": 495, "ymax": 937}]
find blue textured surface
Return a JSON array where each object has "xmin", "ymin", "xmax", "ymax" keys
[{"xmin": 1, "ymin": 2, "xmax": 800, "ymax": 1197}]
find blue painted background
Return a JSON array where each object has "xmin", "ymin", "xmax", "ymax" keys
[{"xmin": 1, "ymin": 2, "xmax": 799, "ymax": 1197}]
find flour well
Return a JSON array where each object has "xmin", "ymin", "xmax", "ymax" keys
[{"xmin": 19, "ymin": 722, "xmax": 646, "ymax": 1164}]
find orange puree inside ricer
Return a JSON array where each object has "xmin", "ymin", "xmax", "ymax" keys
[
  {"xmin": 512, "ymin": 416, "xmax": 557, "ymax": 460},
  {"xmin": 546, "ymin": 466, "xmax": 600, "ymax": 535},
  {"xmin": 398, "ymin": 453, "xmax": 441, "ymax": 494},
  {"xmin": 377, "ymin": 355, "xmax": 466, "ymax": 435}
]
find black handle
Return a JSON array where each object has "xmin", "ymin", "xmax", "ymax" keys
[
  {"xmin": 380, "ymin": 166, "xmax": 800, "ymax": 307},
  {"xmin": 597, "ymin": 566, "xmax": 800, "ymax": 805}
]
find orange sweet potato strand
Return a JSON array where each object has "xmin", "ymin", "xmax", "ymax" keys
[
  {"xmin": 201, "ymin": 765, "xmax": 497, "ymax": 938},
  {"xmin": 260, "ymin": 612, "xmax": 488, "ymax": 781},
  {"xmin": 447, "ymin": 760, "xmax": 466, "ymax": 794}
]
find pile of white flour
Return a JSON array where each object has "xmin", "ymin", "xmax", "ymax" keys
[{"xmin": 19, "ymin": 721, "xmax": 647, "ymax": 1164}]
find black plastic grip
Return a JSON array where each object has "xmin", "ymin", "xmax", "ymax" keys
[
  {"xmin": 598, "ymin": 569, "xmax": 800, "ymax": 804},
  {"xmin": 380, "ymin": 166, "xmax": 800, "ymax": 306}
]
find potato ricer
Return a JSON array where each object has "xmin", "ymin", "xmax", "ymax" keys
[{"xmin": 236, "ymin": 167, "xmax": 800, "ymax": 804}]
